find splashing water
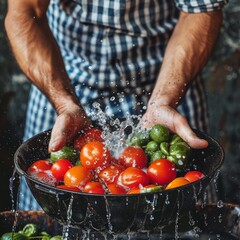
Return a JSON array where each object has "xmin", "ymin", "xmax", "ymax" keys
[{"xmin": 89, "ymin": 102, "xmax": 142, "ymax": 158}]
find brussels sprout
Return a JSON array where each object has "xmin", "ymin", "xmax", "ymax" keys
[
  {"xmin": 170, "ymin": 134, "xmax": 183, "ymax": 145},
  {"xmin": 22, "ymin": 223, "xmax": 38, "ymax": 237},
  {"xmin": 50, "ymin": 146, "xmax": 79, "ymax": 163},
  {"xmin": 146, "ymin": 141, "xmax": 159, "ymax": 152},
  {"xmin": 0, "ymin": 232, "xmax": 27, "ymax": 240},
  {"xmin": 169, "ymin": 142, "xmax": 191, "ymax": 168},
  {"xmin": 169, "ymin": 142, "xmax": 190, "ymax": 157},
  {"xmin": 150, "ymin": 150, "xmax": 166, "ymax": 163},
  {"xmin": 149, "ymin": 125, "xmax": 170, "ymax": 143},
  {"xmin": 127, "ymin": 129, "xmax": 150, "ymax": 147},
  {"xmin": 160, "ymin": 142, "xmax": 169, "ymax": 156}
]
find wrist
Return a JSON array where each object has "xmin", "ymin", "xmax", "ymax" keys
[{"xmin": 148, "ymin": 94, "xmax": 179, "ymax": 109}]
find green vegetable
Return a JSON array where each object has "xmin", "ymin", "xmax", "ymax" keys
[
  {"xmin": 146, "ymin": 141, "xmax": 159, "ymax": 152},
  {"xmin": 160, "ymin": 142, "xmax": 169, "ymax": 156},
  {"xmin": 127, "ymin": 129, "xmax": 150, "ymax": 147},
  {"xmin": 74, "ymin": 160, "xmax": 82, "ymax": 166},
  {"xmin": 0, "ymin": 232, "xmax": 27, "ymax": 240},
  {"xmin": 169, "ymin": 142, "xmax": 191, "ymax": 167},
  {"xmin": 22, "ymin": 223, "xmax": 38, "ymax": 237},
  {"xmin": 170, "ymin": 134, "xmax": 183, "ymax": 145},
  {"xmin": 140, "ymin": 185, "xmax": 163, "ymax": 193},
  {"xmin": 50, "ymin": 236, "xmax": 62, "ymax": 240},
  {"xmin": 150, "ymin": 150, "xmax": 165, "ymax": 163},
  {"xmin": 50, "ymin": 146, "xmax": 79, "ymax": 163},
  {"xmin": 149, "ymin": 124, "xmax": 170, "ymax": 143}
]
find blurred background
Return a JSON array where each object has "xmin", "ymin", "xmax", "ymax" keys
[{"xmin": 0, "ymin": 1, "xmax": 239, "ymax": 211}]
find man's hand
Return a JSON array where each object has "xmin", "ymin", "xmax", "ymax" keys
[
  {"xmin": 142, "ymin": 101, "xmax": 208, "ymax": 149},
  {"xmin": 141, "ymin": 11, "xmax": 223, "ymax": 149},
  {"xmin": 49, "ymin": 103, "xmax": 92, "ymax": 153}
]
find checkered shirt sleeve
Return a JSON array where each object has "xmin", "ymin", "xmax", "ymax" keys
[{"xmin": 175, "ymin": 0, "xmax": 228, "ymax": 13}]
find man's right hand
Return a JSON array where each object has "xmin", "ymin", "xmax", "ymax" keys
[{"xmin": 49, "ymin": 103, "xmax": 92, "ymax": 153}]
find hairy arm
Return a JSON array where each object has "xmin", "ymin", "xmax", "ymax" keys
[
  {"xmin": 5, "ymin": 0, "xmax": 91, "ymax": 151},
  {"xmin": 142, "ymin": 11, "xmax": 223, "ymax": 148}
]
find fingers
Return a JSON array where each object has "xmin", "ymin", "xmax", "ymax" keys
[
  {"xmin": 49, "ymin": 111, "xmax": 91, "ymax": 153},
  {"xmin": 49, "ymin": 114, "xmax": 74, "ymax": 152},
  {"xmin": 173, "ymin": 115, "xmax": 208, "ymax": 149},
  {"xmin": 142, "ymin": 106, "xmax": 208, "ymax": 149}
]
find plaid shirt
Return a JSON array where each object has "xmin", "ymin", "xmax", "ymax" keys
[{"xmin": 21, "ymin": 0, "xmax": 227, "ymax": 210}]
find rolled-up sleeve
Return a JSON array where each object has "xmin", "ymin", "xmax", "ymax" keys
[{"xmin": 175, "ymin": 0, "xmax": 228, "ymax": 13}]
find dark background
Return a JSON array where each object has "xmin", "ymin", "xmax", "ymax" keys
[{"xmin": 0, "ymin": 1, "xmax": 239, "ymax": 211}]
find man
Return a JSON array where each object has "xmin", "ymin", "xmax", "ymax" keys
[{"xmin": 5, "ymin": 0, "xmax": 226, "ymax": 209}]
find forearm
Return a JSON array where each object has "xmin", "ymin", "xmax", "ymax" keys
[
  {"xmin": 5, "ymin": 1, "xmax": 79, "ymax": 114},
  {"xmin": 150, "ymin": 11, "xmax": 223, "ymax": 107}
]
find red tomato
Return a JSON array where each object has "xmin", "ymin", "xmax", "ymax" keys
[
  {"xmin": 107, "ymin": 183, "xmax": 126, "ymax": 194},
  {"xmin": 147, "ymin": 159, "xmax": 176, "ymax": 186},
  {"xmin": 80, "ymin": 141, "xmax": 111, "ymax": 170},
  {"xmin": 74, "ymin": 128, "xmax": 103, "ymax": 151},
  {"xmin": 28, "ymin": 160, "xmax": 53, "ymax": 174},
  {"xmin": 51, "ymin": 159, "xmax": 73, "ymax": 181},
  {"xmin": 165, "ymin": 177, "xmax": 190, "ymax": 190},
  {"xmin": 117, "ymin": 167, "xmax": 149, "ymax": 191},
  {"xmin": 34, "ymin": 171, "xmax": 57, "ymax": 186},
  {"xmin": 83, "ymin": 182, "xmax": 105, "ymax": 194},
  {"xmin": 184, "ymin": 170, "xmax": 205, "ymax": 183},
  {"xmin": 98, "ymin": 164, "xmax": 124, "ymax": 185},
  {"xmin": 64, "ymin": 166, "xmax": 93, "ymax": 190},
  {"xmin": 56, "ymin": 185, "xmax": 81, "ymax": 192},
  {"xmin": 119, "ymin": 146, "xmax": 148, "ymax": 169}
]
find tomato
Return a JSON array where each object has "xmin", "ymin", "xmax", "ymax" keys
[
  {"xmin": 98, "ymin": 164, "xmax": 124, "ymax": 185},
  {"xmin": 117, "ymin": 167, "xmax": 149, "ymax": 191},
  {"xmin": 147, "ymin": 159, "xmax": 176, "ymax": 186},
  {"xmin": 56, "ymin": 185, "xmax": 81, "ymax": 192},
  {"xmin": 184, "ymin": 170, "xmax": 205, "ymax": 182},
  {"xmin": 83, "ymin": 181, "xmax": 105, "ymax": 194},
  {"xmin": 165, "ymin": 177, "xmax": 190, "ymax": 190},
  {"xmin": 34, "ymin": 171, "xmax": 57, "ymax": 186},
  {"xmin": 28, "ymin": 160, "xmax": 53, "ymax": 175},
  {"xmin": 107, "ymin": 183, "xmax": 126, "ymax": 194},
  {"xmin": 64, "ymin": 166, "xmax": 93, "ymax": 190},
  {"xmin": 119, "ymin": 146, "xmax": 148, "ymax": 169},
  {"xmin": 74, "ymin": 128, "xmax": 103, "ymax": 151},
  {"xmin": 51, "ymin": 159, "xmax": 73, "ymax": 181},
  {"xmin": 80, "ymin": 141, "xmax": 111, "ymax": 170}
]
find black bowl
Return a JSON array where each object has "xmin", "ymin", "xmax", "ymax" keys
[{"xmin": 14, "ymin": 129, "xmax": 224, "ymax": 233}]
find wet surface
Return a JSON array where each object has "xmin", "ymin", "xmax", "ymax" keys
[{"xmin": 0, "ymin": 0, "xmax": 240, "ymax": 212}]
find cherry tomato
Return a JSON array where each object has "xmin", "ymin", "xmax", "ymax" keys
[
  {"xmin": 74, "ymin": 128, "xmax": 103, "ymax": 151},
  {"xmin": 119, "ymin": 146, "xmax": 148, "ymax": 169},
  {"xmin": 184, "ymin": 170, "xmax": 205, "ymax": 182},
  {"xmin": 34, "ymin": 171, "xmax": 57, "ymax": 186},
  {"xmin": 98, "ymin": 164, "xmax": 124, "ymax": 185},
  {"xmin": 117, "ymin": 167, "xmax": 149, "ymax": 191},
  {"xmin": 80, "ymin": 141, "xmax": 111, "ymax": 170},
  {"xmin": 107, "ymin": 183, "xmax": 126, "ymax": 194},
  {"xmin": 83, "ymin": 181, "xmax": 105, "ymax": 194},
  {"xmin": 56, "ymin": 185, "xmax": 81, "ymax": 192},
  {"xmin": 64, "ymin": 166, "xmax": 93, "ymax": 190},
  {"xmin": 28, "ymin": 160, "xmax": 52, "ymax": 174},
  {"xmin": 165, "ymin": 177, "xmax": 190, "ymax": 190},
  {"xmin": 147, "ymin": 159, "xmax": 176, "ymax": 186},
  {"xmin": 51, "ymin": 159, "xmax": 73, "ymax": 181}
]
